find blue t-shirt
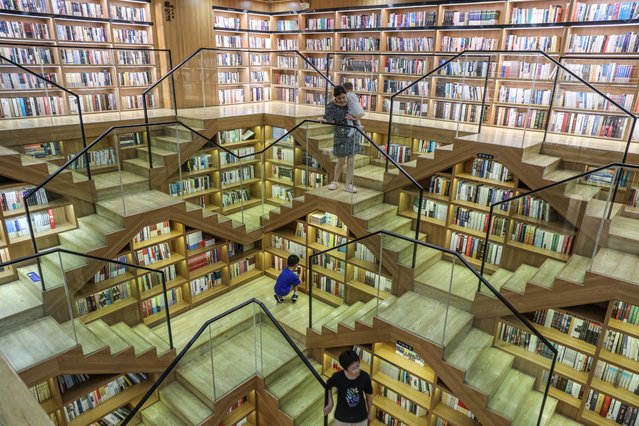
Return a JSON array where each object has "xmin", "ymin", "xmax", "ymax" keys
[{"xmin": 274, "ymin": 268, "xmax": 301, "ymax": 296}]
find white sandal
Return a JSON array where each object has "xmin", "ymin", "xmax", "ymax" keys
[
  {"xmin": 328, "ymin": 182, "xmax": 339, "ymax": 190},
  {"xmin": 343, "ymin": 184, "xmax": 357, "ymax": 193}
]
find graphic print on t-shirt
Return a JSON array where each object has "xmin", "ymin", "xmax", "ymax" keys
[{"xmin": 345, "ymin": 387, "xmax": 360, "ymax": 408}]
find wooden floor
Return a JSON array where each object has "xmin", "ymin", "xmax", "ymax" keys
[{"xmin": 226, "ymin": 204, "xmax": 280, "ymax": 233}]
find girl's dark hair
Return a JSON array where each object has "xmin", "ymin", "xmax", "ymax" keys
[
  {"xmin": 338, "ymin": 349, "xmax": 360, "ymax": 370},
  {"xmin": 333, "ymin": 85, "xmax": 347, "ymax": 97}
]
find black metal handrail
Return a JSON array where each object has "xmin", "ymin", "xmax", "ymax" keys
[
  {"xmin": 0, "ymin": 246, "xmax": 173, "ymax": 348},
  {"xmin": 308, "ymin": 229, "xmax": 557, "ymax": 426},
  {"xmin": 479, "ymin": 162, "xmax": 638, "ymax": 278},
  {"xmin": 386, "ymin": 50, "xmax": 638, "ymax": 171},
  {"xmin": 122, "ymin": 298, "xmax": 328, "ymax": 426}
]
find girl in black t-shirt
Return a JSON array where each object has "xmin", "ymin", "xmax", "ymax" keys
[{"xmin": 323, "ymin": 349, "xmax": 373, "ymax": 425}]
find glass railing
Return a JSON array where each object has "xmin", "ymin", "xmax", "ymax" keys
[
  {"xmin": 122, "ymin": 299, "xmax": 328, "ymax": 426},
  {"xmin": 480, "ymin": 162, "xmax": 639, "ymax": 286},
  {"xmin": 308, "ymin": 230, "xmax": 557, "ymax": 426},
  {"xmin": 0, "ymin": 248, "xmax": 173, "ymax": 370},
  {"xmin": 142, "ymin": 48, "xmax": 335, "ymax": 122}
]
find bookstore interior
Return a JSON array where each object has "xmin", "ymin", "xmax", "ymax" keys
[{"xmin": 3, "ymin": 0, "xmax": 639, "ymax": 425}]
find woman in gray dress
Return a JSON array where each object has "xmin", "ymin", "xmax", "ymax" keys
[{"xmin": 319, "ymin": 85, "xmax": 362, "ymax": 193}]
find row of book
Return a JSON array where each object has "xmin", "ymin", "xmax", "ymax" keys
[
  {"xmin": 0, "ymin": 46, "xmax": 53, "ymax": 65},
  {"xmin": 271, "ymin": 184, "xmax": 294, "ymax": 202},
  {"xmin": 413, "ymin": 197, "xmax": 447, "ymax": 222},
  {"xmin": 250, "ymin": 70, "xmax": 269, "ymax": 83},
  {"xmin": 550, "ymin": 112, "xmax": 626, "ymax": 139},
  {"xmin": 312, "ymin": 273, "xmax": 344, "ymax": 297},
  {"xmin": 190, "ymin": 270, "xmax": 222, "ymax": 296},
  {"xmin": 307, "ymin": 17, "xmax": 334, "ymax": 30},
  {"xmin": 0, "ymin": 0, "xmax": 45, "ymax": 13},
  {"xmin": 585, "ymin": 390, "xmax": 639, "ymax": 424},
  {"xmin": 55, "ymin": 0, "xmax": 103, "ymax": 18},
  {"xmin": 440, "ymin": 36, "xmax": 499, "ymax": 52},
  {"xmin": 139, "ymin": 265, "xmax": 176, "ymax": 292},
  {"xmin": 384, "ymin": 57, "xmax": 427, "ymax": 75},
  {"xmin": 388, "ymin": 11, "xmax": 437, "ymax": 27},
  {"xmin": 563, "ymin": 63, "xmax": 635, "ymax": 84},
  {"xmin": 378, "ymin": 384, "xmax": 428, "ymax": 416},
  {"xmin": 340, "ymin": 37, "xmax": 380, "ymax": 52},
  {"xmin": 140, "ymin": 287, "xmax": 181, "ymax": 318},
  {"xmin": 504, "ymin": 35, "xmax": 560, "ymax": 52},
  {"xmin": 434, "ymin": 81, "xmax": 483, "ymax": 101},
  {"xmin": 248, "ymin": 36, "xmax": 270, "ymax": 49},
  {"xmin": 453, "ymin": 205, "xmax": 508, "ymax": 237},
  {"xmin": 560, "ymin": 90, "xmax": 633, "ymax": 111},
  {"xmin": 5, "ymin": 210, "xmax": 55, "ymax": 238},
  {"xmin": 74, "ymin": 281, "xmax": 132, "ymax": 315},
  {"xmin": 387, "ymin": 36, "xmax": 433, "ymax": 52},
  {"xmin": 612, "ymin": 300, "xmax": 639, "ymax": 325},
  {"xmin": 511, "ymin": 222, "xmax": 575, "ymax": 255},
  {"xmin": 545, "ymin": 372, "xmax": 584, "ymax": 400},
  {"xmin": 395, "ymin": 341, "xmax": 426, "ymax": 366},
  {"xmin": 340, "ymin": 57, "xmax": 378, "ymax": 73},
  {"xmin": 312, "ymin": 253, "xmax": 345, "ymax": 275},
  {"xmin": 272, "ymin": 234, "xmax": 305, "ymax": 259},
  {"xmin": 69, "ymin": 93, "xmax": 117, "ymax": 113},
  {"xmin": 274, "ymin": 73, "xmax": 296, "ymax": 86},
  {"xmin": 23, "ymin": 141, "xmax": 62, "ymax": 158},
  {"xmin": 95, "ymin": 406, "xmax": 131, "ymax": 426},
  {"xmin": 93, "ymin": 254, "xmax": 127, "ymax": 282},
  {"xmin": 354, "ymin": 266, "xmax": 392, "ymax": 292},
  {"xmin": 186, "ymin": 246, "xmax": 221, "ymax": 272},
  {"xmin": 110, "ymin": 5, "xmax": 147, "ymax": 22},
  {"xmin": 218, "ymin": 88, "xmax": 245, "ymax": 105},
  {"xmin": 442, "ymin": 10, "xmax": 500, "ymax": 26},
  {"xmin": 382, "ymin": 99, "xmax": 427, "ymax": 117},
  {"xmin": 428, "ymin": 176, "xmax": 450, "ymax": 197},
  {"xmin": 185, "ymin": 230, "xmax": 215, "ymax": 252},
  {"xmin": 214, "ymin": 16, "xmax": 240, "ymax": 29},
  {"xmin": 277, "ymin": 20, "xmax": 298, "ymax": 31},
  {"xmin": 497, "ymin": 86, "xmax": 552, "ymax": 106},
  {"xmin": 56, "ymin": 25, "xmax": 106, "ymax": 42},
  {"xmin": 0, "ymin": 186, "xmax": 48, "ymax": 211},
  {"xmin": 69, "ymin": 147, "xmax": 115, "ymax": 169},
  {"xmin": 497, "ymin": 322, "xmax": 594, "ymax": 372},
  {"xmin": 449, "ymin": 231, "xmax": 503, "ymax": 264},
  {"xmin": 0, "ymin": 72, "xmax": 57, "ymax": 90},
  {"xmin": 230, "ymin": 256, "xmax": 256, "ymax": 278},
  {"xmin": 133, "ymin": 242, "xmax": 172, "ymax": 266},
  {"xmin": 309, "ymin": 211, "xmax": 346, "ymax": 231},
  {"xmin": 469, "ymin": 158, "xmax": 512, "ymax": 183},
  {"xmin": 594, "ymin": 361, "xmax": 639, "ymax": 394},
  {"xmin": 494, "ymin": 107, "xmax": 547, "ymax": 130},
  {"xmin": 63, "ymin": 373, "xmax": 147, "ymax": 421},
  {"xmin": 603, "ymin": 329, "xmax": 639, "ymax": 361},
  {"xmin": 121, "ymin": 93, "xmax": 156, "ymax": 110},
  {"xmin": 221, "ymin": 188, "xmax": 250, "ymax": 208},
  {"xmin": 375, "ymin": 409, "xmax": 402, "ymax": 426},
  {"xmin": 270, "ymin": 146, "xmax": 293, "ymax": 163},
  {"xmin": 456, "ymin": 181, "xmax": 513, "ymax": 210},
  {"xmin": 0, "ymin": 20, "xmax": 49, "ymax": 39},
  {"xmin": 533, "ymin": 308, "xmax": 602, "ymax": 345},
  {"xmin": 133, "ymin": 220, "xmax": 171, "ymax": 245},
  {"xmin": 511, "ymin": 6, "xmax": 563, "ymax": 24},
  {"xmin": 30, "ymin": 380, "xmax": 51, "ymax": 403},
  {"xmin": 353, "ymin": 242, "xmax": 376, "ymax": 264},
  {"xmin": 221, "ymin": 146, "xmax": 255, "ymax": 166},
  {"xmin": 433, "ymin": 101, "xmax": 481, "ymax": 122},
  {"xmin": 58, "ymin": 373, "xmax": 89, "ymax": 394},
  {"xmin": 383, "ymin": 79, "xmax": 428, "ymax": 96},
  {"xmin": 0, "ymin": 95, "xmax": 65, "ymax": 118},
  {"xmin": 185, "ymin": 154, "xmax": 212, "ymax": 173},
  {"xmin": 341, "ymin": 14, "xmax": 381, "ymax": 29},
  {"xmin": 221, "ymin": 165, "xmax": 255, "ymax": 186},
  {"xmin": 339, "ymin": 76, "xmax": 377, "ymax": 92},
  {"xmin": 568, "ymin": 32, "xmax": 639, "ymax": 53},
  {"xmin": 438, "ymin": 59, "xmax": 491, "ymax": 78},
  {"xmin": 500, "ymin": 61, "xmax": 553, "ymax": 80},
  {"xmin": 516, "ymin": 196, "xmax": 555, "ymax": 222},
  {"xmin": 305, "ymin": 37, "xmax": 333, "ymax": 51},
  {"xmin": 377, "ymin": 359, "xmax": 432, "ymax": 394},
  {"xmin": 215, "ymin": 35, "xmax": 242, "ymax": 48},
  {"xmin": 118, "ymin": 71, "xmax": 152, "ymax": 86},
  {"xmin": 572, "ymin": 1, "xmax": 639, "ymax": 22}
]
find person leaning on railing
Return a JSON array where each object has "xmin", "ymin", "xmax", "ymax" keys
[{"xmin": 319, "ymin": 85, "xmax": 364, "ymax": 194}]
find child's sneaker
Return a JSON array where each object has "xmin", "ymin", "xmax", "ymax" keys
[
  {"xmin": 274, "ymin": 294, "xmax": 284, "ymax": 303},
  {"xmin": 343, "ymin": 184, "xmax": 357, "ymax": 193},
  {"xmin": 292, "ymin": 294, "xmax": 299, "ymax": 303}
]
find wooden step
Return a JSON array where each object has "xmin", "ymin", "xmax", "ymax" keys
[
  {"xmin": 111, "ymin": 322, "xmax": 154, "ymax": 356},
  {"xmin": 324, "ymin": 302, "xmax": 364, "ymax": 332},
  {"xmin": 162, "ymin": 124, "xmax": 196, "ymax": 140},
  {"xmin": 123, "ymin": 158, "xmax": 151, "ymax": 176},
  {"xmin": 547, "ymin": 413, "xmax": 582, "ymax": 426},
  {"xmin": 0, "ymin": 281, "xmax": 43, "ymax": 333},
  {"xmin": 58, "ymin": 225, "xmax": 106, "ymax": 253},
  {"xmin": 608, "ymin": 215, "xmax": 639, "ymax": 254},
  {"xmin": 136, "ymin": 146, "xmax": 175, "ymax": 166},
  {"xmin": 353, "ymin": 165, "xmax": 386, "ymax": 190},
  {"xmin": 159, "ymin": 381, "xmax": 213, "ymax": 425},
  {"xmin": 266, "ymin": 360, "xmax": 320, "ymax": 400},
  {"xmin": 356, "ymin": 203, "xmax": 397, "ymax": 229},
  {"xmin": 132, "ymin": 324, "xmax": 171, "ymax": 357},
  {"xmin": 480, "ymin": 268, "xmax": 513, "ymax": 296},
  {"xmin": 60, "ymin": 319, "xmax": 108, "ymax": 356},
  {"xmin": 414, "ymin": 259, "xmax": 477, "ymax": 307},
  {"xmin": 555, "ymin": 254, "xmax": 590, "ymax": 285},
  {"xmin": 311, "ymin": 305, "xmax": 350, "ymax": 332},
  {"xmin": 545, "ymin": 169, "xmax": 580, "ymax": 182},
  {"xmin": 341, "ymin": 298, "xmax": 378, "ymax": 329},
  {"xmin": 93, "ymin": 170, "xmax": 149, "ymax": 198},
  {"xmin": 585, "ymin": 198, "xmax": 623, "ymax": 220},
  {"xmin": 444, "ymin": 328, "xmax": 494, "ymax": 371},
  {"xmin": 142, "ymin": 400, "xmax": 187, "ymax": 426},
  {"xmin": 529, "ymin": 259, "xmax": 565, "ymax": 289},
  {"xmin": 502, "ymin": 264, "xmax": 538, "ymax": 294},
  {"xmin": 77, "ymin": 213, "xmax": 124, "ymax": 237},
  {"xmin": 513, "ymin": 390, "xmax": 559, "ymax": 426},
  {"xmin": 359, "ymin": 295, "xmax": 397, "ymax": 327},
  {"xmin": 487, "ymin": 370, "xmax": 534, "ymax": 420},
  {"xmin": 0, "ymin": 317, "xmax": 77, "ymax": 372},
  {"xmin": 590, "ymin": 248, "xmax": 639, "ymax": 285},
  {"xmin": 296, "ymin": 397, "xmax": 329, "ymax": 426},
  {"xmin": 308, "ymin": 185, "xmax": 383, "ymax": 214},
  {"xmin": 278, "ymin": 375, "xmax": 325, "ymax": 425},
  {"xmin": 370, "ymin": 214, "xmax": 412, "ymax": 233},
  {"xmin": 411, "ymin": 245, "xmax": 442, "ymax": 277},
  {"xmin": 566, "ymin": 182, "xmax": 600, "ymax": 201},
  {"xmin": 378, "ymin": 291, "xmax": 473, "ymax": 346},
  {"xmin": 523, "ymin": 153, "xmax": 561, "ymax": 173},
  {"xmin": 85, "ymin": 320, "xmax": 132, "ymax": 355},
  {"xmin": 465, "ymin": 347, "xmax": 514, "ymax": 395},
  {"xmin": 17, "ymin": 260, "xmax": 64, "ymax": 289}
]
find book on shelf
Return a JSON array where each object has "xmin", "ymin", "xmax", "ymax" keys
[
  {"xmin": 119, "ymin": 132, "xmax": 144, "ymax": 147},
  {"xmin": 110, "ymin": 4, "xmax": 147, "ymax": 21},
  {"xmin": 68, "ymin": 147, "xmax": 115, "ymax": 169},
  {"xmin": 0, "ymin": 46, "xmax": 53, "ymax": 64},
  {"xmin": 140, "ymin": 287, "xmax": 181, "ymax": 317},
  {"xmin": 573, "ymin": 2, "xmax": 639, "ymax": 22},
  {"xmin": 276, "ymin": 39, "xmax": 298, "ymax": 50},
  {"xmin": 452, "ymin": 205, "xmax": 507, "ymax": 237},
  {"xmin": 377, "ymin": 358, "xmax": 432, "ymax": 394},
  {"xmin": 56, "ymin": 24, "xmax": 106, "ymax": 42},
  {"xmin": 113, "ymin": 28, "xmax": 148, "ymax": 44},
  {"xmin": 218, "ymin": 128, "xmax": 254, "ymax": 144},
  {"xmin": 93, "ymin": 255, "xmax": 127, "ymax": 282},
  {"xmin": 377, "ymin": 383, "xmax": 428, "ymax": 416},
  {"xmin": 505, "ymin": 34, "xmax": 560, "ymax": 52},
  {"xmin": 118, "ymin": 71, "xmax": 152, "ymax": 87},
  {"xmin": 388, "ymin": 11, "xmax": 437, "ymax": 27},
  {"xmin": 57, "ymin": 373, "xmax": 90, "ymax": 394},
  {"xmin": 217, "ymin": 53, "xmax": 242, "ymax": 67},
  {"xmin": 384, "ymin": 57, "xmax": 426, "ymax": 75},
  {"xmin": 498, "ymin": 86, "xmax": 552, "ymax": 106},
  {"xmin": 185, "ymin": 230, "xmax": 216, "ymax": 251},
  {"xmin": 271, "ymin": 145, "xmax": 293, "ymax": 162},
  {"xmin": 229, "ymin": 241, "xmax": 254, "ymax": 258},
  {"xmin": 312, "ymin": 252, "xmax": 345, "ymax": 274},
  {"xmin": 450, "ymin": 231, "xmax": 502, "ymax": 264},
  {"xmin": 55, "ymin": 0, "xmax": 104, "ymax": 18},
  {"xmin": 494, "ymin": 108, "xmax": 547, "ymax": 130},
  {"xmin": 215, "ymin": 35, "xmax": 242, "ymax": 48},
  {"xmin": 341, "ymin": 13, "xmax": 380, "ymax": 29},
  {"xmin": 442, "ymin": 390, "xmax": 476, "ymax": 419},
  {"xmin": 221, "ymin": 146, "xmax": 255, "ymax": 165},
  {"xmin": 387, "ymin": 36, "xmax": 433, "ymax": 52},
  {"xmin": 0, "ymin": 95, "xmax": 66, "ymax": 118},
  {"xmin": 375, "ymin": 409, "xmax": 401, "ymax": 425},
  {"xmin": 305, "ymin": 37, "xmax": 333, "ymax": 51},
  {"xmin": 63, "ymin": 373, "xmax": 148, "ymax": 422},
  {"xmin": 543, "ymin": 370, "xmax": 585, "ymax": 399},
  {"xmin": 250, "ymin": 86, "xmax": 269, "ymax": 102},
  {"xmin": 312, "ymin": 272, "xmax": 344, "ymax": 297},
  {"xmin": 497, "ymin": 321, "xmax": 594, "ymax": 371},
  {"xmin": 75, "ymin": 281, "xmax": 133, "ymax": 316},
  {"xmin": 511, "ymin": 5, "xmax": 563, "ymax": 24},
  {"xmin": 438, "ymin": 58, "xmax": 492, "ymax": 77},
  {"xmin": 395, "ymin": 341, "xmax": 426, "ymax": 366},
  {"xmin": 139, "ymin": 265, "xmax": 177, "ymax": 291},
  {"xmin": 383, "ymin": 78, "xmax": 427, "ymax": 96},
  {"xmin": 339, "ymin": 57, "xmax": 379, "ymax": 73},
  {"xmin": 582, "ymin": 166, "xmax": 628, "ymax": 187},
  {"xmin": 299, "ymin": 170, "xmax": 326, "ymax": 189},
  {"xmin": 250, "ymin": 70, "xmax": 269, "ymax": 83},
  {"xmin": 306, "ymin": 17, "xmax": 334, "ymax": 30},
  {"xmin": 0, "ymin": 71, "xmax": 58, "ymax": 90},
  {"xmin": 168, "ymin": 176, "xmax": 212, "ymax": 197},
  {"xmin": 218, "ymin": 88, "xmax": 245, "ymax": 105},
  {"xmin": 272, "ymin": 234, "xmax": 305, "ymax": 259},
  {"xmin": 221, "ymin": 165, "xmax": 255, "ymax": 186},
  {"xmin": 593, "ymin": 360, "xmax": 639, "ymax": 394},
  {"xmin": 469, "ymin": 158, "xmax": 512, "ymax": 183},
  {"xmin": 500, "ymin": 61, "xmax": 554, "ymax": 80},
  {"xmin": 133, "ymin": 242, "xmax": 172, "ymax": 266},
  {"xmin": 353, "ymin": 242, "xmax": 376, "ymax": 264},
  {"xmin": 133, "ymin": 220, "xmax": 171, "ymax": 244},
  {"xmin": 214, "ymin": 16, "xmax": 240, "ymax": 29},
  {"xmin": 440, "ymin": 36, "xmax": 499, "ymax": 52},
  {"xmin": 560, "ymin": 90, "xmax": 633, "ymax": 111},
  {"xmin": 0, "ymin": 186, "xmax": 48, "ymax": 211},
  {"xmin": 29, "ymin": 380, "xmax": 52, "ymax": 403},
  {"xmin": 187, "ymin": 246, "xmax": 221, "ymax": 272},
  {"xmin": 603, "ymin": 329, "xmax": 639, "ymax": 361},
  {"xmin": 277, "ymin": 19, "xmax": 298, "ymax": 31},
  {"xmin": 339, "ymin": 37, "xmax": 380, "ymax": 52},
  {"xmin": 271, "ymin": 183, "xmax": 294, "ymax": 202},
  {"xmin": 563, "ymin": 63, "xmax": 634, "ymax": 84},
  {"xmin": 227, "ymin": 395, "xmax": 249, "ymax": 414},
  {"xmin": 612, "ymin": 300, "xmax": 639, "ymax": 325},
  {"xmin": 0, "ymin": 20, "xmax": 50, "ymax": 40},
  {"xmin": 190, "ymin": 270, "xmax": 222, "ymax": 296},
  {"xmin": 295, "ymin": 221, "xmax": 307, "ymax": 239},
  {"xmin": 382, "ymin": 99, "xmax": 428, "ymax": 117},
  {"xmin": 567, "ymin": 32, "xmax": 639, "ymax": 53},
  {"xmin": 70, "ymin": 93, "xmax": 117, "ymax": 113},
  {"xmin": 96, "ymin": 406, "xmax": 131, "ymax": 426},
  {"xmin": 230, "ymin": 256, "xmax": 256, "ymax": 278},
  {"xmin": 251, "ymin": 53, "xmax": 271, "ymax": 67},
  {"xmin": 456, "ymin": 180, "xmax": 513, "ymax": 210},
  {"xmin": 585, "ymin": 389, "xmax": 639, "ymax": 422},
  {"xmin": 512, "ymin": 221, "xmax": 574, "ymax": 254},
  {"xmin": 435, "ymin": 81, "xmax": 483, "ymax": 101},
  {"xmin": 122, "ymin": 94, "xmax": 156, "ymax": 110},
  {"xmin": 550, "ymin": 112, "xmax": 626, "ymax": 139},
  {"xmin": 5, "ymin": 209, "xmax": 55, "ymax": 238},
  {"xmin": 249, "ymin": 18, "xmax": 269, "ymax": 31},
  {"xmin": 249, "ymin": 36, "xmax": 271, "ymax": 49},
  {"xmin": 0, "ymin": 0, "xmax": 46, "ymax": 13},
  {"xmin": 413, "ymin": 197, "xmax": 448, "ymax": 222},
  {"xmin": 353, "ymin": 266, "xmax": 392, "ymax": 292},
  {"xmin": 433, "ymin": 101, "xmax": 481, "ymax": 122},
  {"xmin": 275, "ymin": 72, "xmax": 297, "ymax": 86},
  {"xmin": 222, "ymin": 188, "xmax": 250, "ymax": 207},
  {"xmin": 309, "ymin": 211, "xmax": 346, "ymax": 231},
  {"xmin": 533, "ymin": 308, "xmax": 602, "ymax": 345},
  {"xmin": 442, "ymin": 10, "xmax": 501, "ymax": 25},
  {"xmin": 339, "ymin": 76, "xmax": 378, "ymax": 92}
]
